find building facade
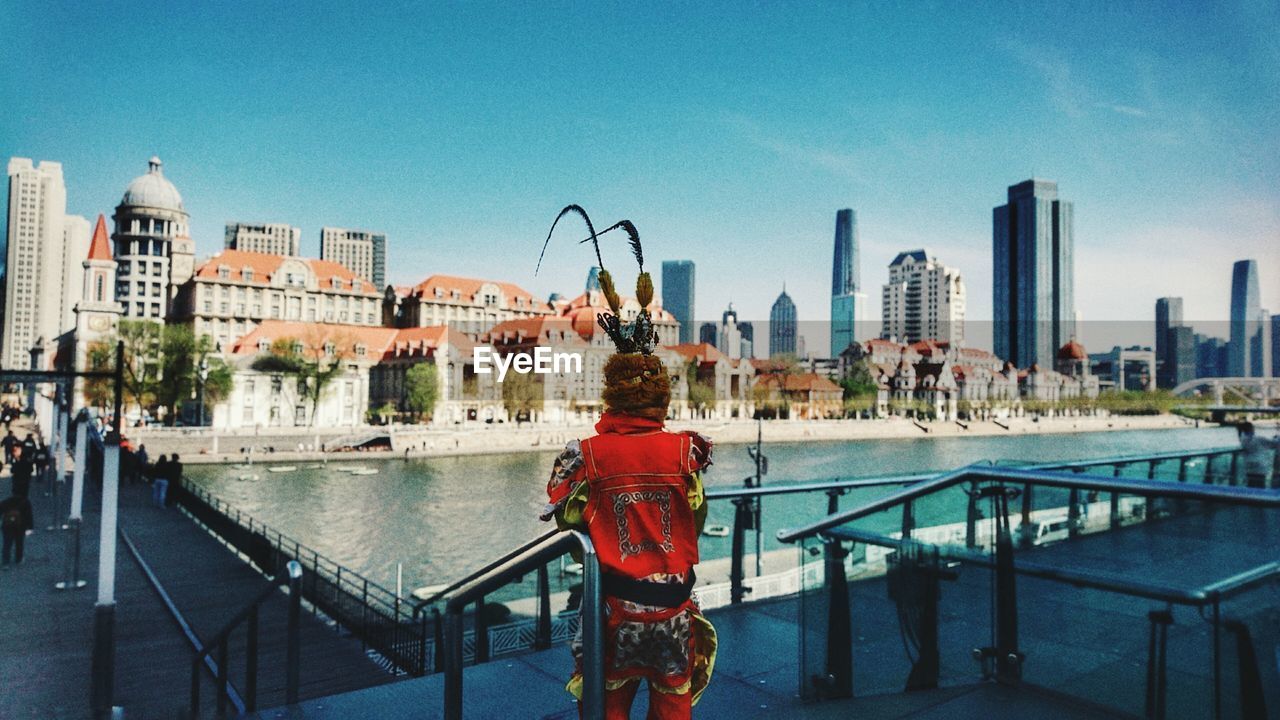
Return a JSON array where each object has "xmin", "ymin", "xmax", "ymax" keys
[
  {"xmin": 769, "ymin": 288, "xmax": 797, "ymax": 357},
  {"xmin": 881, "ymin": 249, "xmax": 966, "ymax": 344},
  {"xmin": 113, "ymin": 157, "xmax": 195, "ymax": 323},
  {"xmin": 830, "ymin": 208, "xmax": 865, "ymax": 356},
  {"xmin": 71, "ymin": 215, "xmax": 124, "ymax": 404},
  {"xmin": 320, "ymin": 227, "xmax": 385, "ymax": 286},
  {"xmin": 179, "ymin": 249, "xmax": 382, "ymax": 350},
  {"xmin": 225, "ymin": 222, "xmax": 301, "ymax": 256},
  {"xmin": 384, "ymin": 274, "xmax": 552, "ymax": 335},
  {"xmin": 993, "ymin": 179, "xmax": 1075, "ymax": 369},
  {"xmin": 661, "ymin": 260, "xmax": 696, "ymax": 344},
  {"xmin": 2, "ymin": 158, "xmax": 90, "ymax": 369}
]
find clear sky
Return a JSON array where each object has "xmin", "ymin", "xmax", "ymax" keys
[{"xmin": 3, "ymin": 2, "xmax": 1277, "ymax": 352}]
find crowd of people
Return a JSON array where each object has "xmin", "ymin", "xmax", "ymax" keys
[{"xmin": 122, "ymin": 440, "xmax": 182, "ymax": 508}]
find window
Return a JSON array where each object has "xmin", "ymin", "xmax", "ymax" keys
[
  {"xmin": 242, "ymin": 269, "xmax": 254, "ymax": 281},
  {"xmin": 324, "ymin": 342, "xmax": 336, "ymax": 356},
  {"xmin": 220, "ymin": 302, "xmax": 229, "ymax": 314},
  {"xmin": 203, "ymin": 301, "xmax": 213, "ymax": 313},
  {"xmin": 95, "ymin": 275, "xmax": 105, "ymax": 302}
]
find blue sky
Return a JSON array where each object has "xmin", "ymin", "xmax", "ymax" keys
[{"xmin": 2, "ymin": 2, "xmax": 1277, "ymax": 351}]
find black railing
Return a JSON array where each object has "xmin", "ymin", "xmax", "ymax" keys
[
  {"xmin": 176, "ymin": 481, "xmax": 431, "ymax": 676},
  {"xmin": 189, "ymin": 560, "xmax": 304, "ymax": 717}
]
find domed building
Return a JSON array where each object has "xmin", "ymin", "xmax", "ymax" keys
[
  {"xmin": 112, "ymin": 157, "xmax": 195, "ymax": 320},
  {"xmin": 1055, "ymin": 337, "xmax": 1089, "ymax": 378}
]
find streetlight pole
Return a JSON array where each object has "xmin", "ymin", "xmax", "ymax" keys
[
  {"xmin": 91, "ymin": 340, "xmax": 125, "ymax": 717},
  {"xmin": 196, "ymin": 356, "xmax": 209, "ymax": 426}
]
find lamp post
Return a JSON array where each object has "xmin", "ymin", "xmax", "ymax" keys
[{"xmin": 196, "ymin": 356, "xmax": 209, "ymax": 426}]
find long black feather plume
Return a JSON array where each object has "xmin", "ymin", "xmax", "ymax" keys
[
  {"xmin": 537, "ymin": 204, "xmax": 602, "ymax": 275},
  {"xmin": 576, "ymin": 220, "xmax": 643, "ymax": 272}
]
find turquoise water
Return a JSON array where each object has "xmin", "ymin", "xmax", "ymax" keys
[{"xmin": 184, "ymin": 425, "xmax": 1238, "ymax": 591}]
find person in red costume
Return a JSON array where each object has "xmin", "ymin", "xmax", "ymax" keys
[{"xmin": 539, "ymin": 206, "xmax": 717, "ymax": 719}]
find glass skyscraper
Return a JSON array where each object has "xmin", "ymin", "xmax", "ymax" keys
[
  {"xmin": 1229, "ymin": 259, "xmax": 1263, "ymax": 377},
  {"xmin": 661, "ymin": 260, "xmax": 695, "ymax": 344},
  {"xmin": 830, "ymin": 208, "xmax": 862, "ymax": 356},
  {"xmin": 1156, "ymin": 297, "xmax": 1188, "ymax": 388},
  {"xmin": 770, "ymin": 287, "xmax": 797, "ymax": 357},
  {"xmin": 992, "ymin": 179, "xmax": 1075, "ymax": 369}
]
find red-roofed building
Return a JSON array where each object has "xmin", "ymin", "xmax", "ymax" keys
[
  {"xmin": 665, "ymin": 342, "xmax": 755, "ymax": 419},
  {"xmin": 386, "ymin": 274, "xmax": 553, "ymax": 334},
  {"xmin": 754, "ymin": 372, "xmax": 842, "ymax": 419},
  {"xmin": 177, "ymin": 249, "xmax": 383, "ymax": 350}
]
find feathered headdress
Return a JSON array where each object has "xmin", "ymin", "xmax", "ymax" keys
[{"xmin": 537, "ymin": 205, "xmax": 658, "ymax": 355}]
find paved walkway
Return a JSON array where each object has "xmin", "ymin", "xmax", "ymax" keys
[{"xmin": 1, "ymin": 422, "xmax": 397, "ymax": 719}]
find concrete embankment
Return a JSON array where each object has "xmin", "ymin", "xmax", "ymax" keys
[{"xmin": 130, "ymin": 413, "xmax": 1202, "ymax": 465}]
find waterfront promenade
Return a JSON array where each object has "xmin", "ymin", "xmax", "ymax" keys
[{"xmin": 0, "ymin": 429, "xmax": 396, "ymax": 719}]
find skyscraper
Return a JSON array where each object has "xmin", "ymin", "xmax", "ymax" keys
[
  {"xmin": 698, "ymin": 322, "xmax": 717, "ymax": 347},
  {"xmin": 2, "ymin": 158, "xmax": 89, "ymax": 369},
  {"xmin": 881, "ymin": 249, "xmax": 966, "ymax": 344},
  {"xmin": 1272, "ymin": 314, "xmax": 1280, "ymax": 378},
  {"xmin": 830, "ymin": 208, "xmax": 864, "ymax": 356},
  {"xmin": 661, "ymin": 260, "xmax": 695, "ymax": 343},
  {"xmin": 112, "ymin": 157, "xmax": 195, "ymax": 322},
  {"xmin": 225, "ymin": 222, "xmax": 301, "ymax": 256},
  {"xmin": 770, "ymin": 287, "xmax": 797, "ymax": 357},
  {"xmin": 1155, "ymin": 297, "xmax": 1185, "ymax": 388},
  {"xmin": 993, "ymin": 179, "xmax": 1075, "ymax": 368},
  {"xmin": 320, "ymin": 227, "xmax": 386, "ymax": 287},
  {"xmin": 1228, "ymin": 260, "xmax": 1261, "ymax": 376}
]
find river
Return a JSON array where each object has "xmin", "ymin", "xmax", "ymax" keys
[{"xmin": 184, "ymin": 425, "xmax": 1237, "ymax": 593}]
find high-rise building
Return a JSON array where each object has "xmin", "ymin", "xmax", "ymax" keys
[
  {"xmin": 699, "ymin": 322, "xmax": 718, "ymax": 348},
  {"xmin": 1195, "ymin": 334, "xmax": 1228, "ymax": 379},
  {"xmin": 1255, "ymin": 309, "xmax": 1273, "ymax": 379},
  {"xmin": 112, "ymin": 157, "xmax": 195, "ymax": 322},
  {"xmin": 2, "ymin": 158, "xmax": 90, "ymax": 369},
  {"xmin": 770, "ymin": 287, "xmax": 797, "ymax": 357},
  {"xmin": 881, "ymin": 249, "xmax": 966, "ymax": 344},
  {"xmin": 1228, "ymin": 260, "xmax": 1261, "ymax": 377},
  {"xmin": 830, "ymin": 208, "xmax": 865, "ymax": 356},
  {"xmin": 1272, "ymin": 314, "xmax": 1280, "ymax": 379},
  {"xmin": 225, "ymin": 222, "xmax": 301, "ymax": 256},
  {"xmin": 993, "ymin": 179, "xmax": 1075, "ymax": 368},
  {"xmin": 1155, "ymin": 297, "xmax": 1189, "ymax": 388},
  {"xmin": 719, "ymin": 304, "xmax": 743, "ymax": 360},
  {"xmin": 320, "ymin": 227, "xmax": 386, "ymax": 287},
  {"xmin": 661, "ymin": 261, "xmax": 696, "ymax": 344}
]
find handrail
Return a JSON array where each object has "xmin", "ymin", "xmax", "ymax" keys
[
  {"xmin": 827, "ymin": 526, "xmax": 1280, "ymax": 606},
  {"xmin": 412, "ymin": 529, "xmax": 559, "ymax": 612},
  {"xmin": 442, "ymin": 530, "xmax": 602, "ymax": 720},
  {"xmin": 705, "ymin": 473, "xmax": 933, "ymax": 500},
  {"xmin": 777, "ymin": 461, "xmax": 1275, "ymax": 544}
]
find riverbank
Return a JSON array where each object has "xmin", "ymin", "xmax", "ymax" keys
[{"xmin": 139, "ymin": 413, "xmax": 1213, "ymax": 465}]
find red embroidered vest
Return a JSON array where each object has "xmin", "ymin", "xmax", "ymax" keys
[{"xmin": 579, "ymin": 417, "xmax": 700, "ymax": 579}]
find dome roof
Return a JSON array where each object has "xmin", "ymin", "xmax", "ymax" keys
[
  {"xmin": 1057, "ymin": 338, "xmax": 1087, "ymax": 361},
  {"xmin": 121, "ymin": 157, "xmax": 184, "ymax": 211}
]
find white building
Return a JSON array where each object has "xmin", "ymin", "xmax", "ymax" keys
[
  {"xmin": 320, "ymin": 226, "xmax": 385, "ymax": 287},
  {"xmin": 3, "ymin": 158, "xmax": 90, "ymax": 369},
  {"xmin": 881, "ymin": 249, "xmax": 965, "ymax": 345},
  {"xmin": 113, "ymin": 157, "xmax": 195, "ymax": 322},
  {"xmin": 385, "ymin": 274, "xmax": 553, "ymax": 334},
  {"xmin": 177, "ymin": 249, "xmax": 382, "ymax": 351},
  {"xmin": 225, "ymin": 222, "xmax": 301, "ymax": 256}
]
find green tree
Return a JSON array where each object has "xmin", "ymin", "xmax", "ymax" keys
[
  {"xmin": 154, "ymin": 324, "xmax": 231, "ymax": 424},
  {"xmin": 116, "ymin": 320, "xmax": 162, "ymax": 416},
  {"xmin": 405, "ymin": 363, "xmax": 440, "ymax": 421},
  {"xmin": 502, "ymin": 370, "xmax": 544, "ymax": 419},
  {"xmin": 83, "ymin": 340, "xmax": 117, "ymax": 412},
  {"xmin": 251, "ymin": 327, "xmax": 349, "ymax": 426},
  {"xmin": 685, "ymin": 360, "xmax": 716, "ymax": 411}
]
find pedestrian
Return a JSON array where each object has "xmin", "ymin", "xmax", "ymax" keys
[
  {"xmin": 539, "ymin": 211, "xmax": 715, "ymax": 719},
  {"xmin": 166, "ymin": 453, "xmax": 183, "ymax": 507},
  {"xmin": 1, "ymin": 490, "xmax": 34, "ymax": 568},
  {"xmin": 151, "ymin": 454, "xmax": 170, "ymax": 507},
  {"xmin": 20, "ymin": 433, "xmax": 36, "ymax": 460},
  {"xmin": 2, "ymin": 430, "xmax": 17, "ymax": 465},
  {"xmin": 1237, "ymin": 422, "xmax": 1280, "ymax": 489},
  {"xmin": 9, "ymin": 446, "xmax": 33, "ymax": 500},
  {"xmin": 136, "ymin": 444, "xmax": 149, "ymax": 474},
  {"xmin": 33, "ymin": 441, "xmax": 50, "ymax": 482}
]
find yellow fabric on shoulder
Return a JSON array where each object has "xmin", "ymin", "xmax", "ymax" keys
[{"xmin": 554, "ymin": 479, "xmax": 590, "ymax": 532}]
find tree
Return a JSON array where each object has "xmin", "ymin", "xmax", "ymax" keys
[
  {"xmin": 116, "ymin": 320, "xmax": 162, "ymax": 416},
  {"xmin": 685, "ymin": 360, "xmax": 716, "ymax": 411},
  {"xmin": 839, "ymin": 359, "xmax": 879, "ymax": 416},
  {"xmin": 405, "ymin": 363, "xmax": 440, "ymax": 421},
  {"xmin": 251, "ymin": 327, "xmax": 350, "ymax": 426},
  {"xmin": 502, "ymin": 369, "xmax": 543, "ymax": 419},
  {"xmin": 83, "ymin": 341, "xmax": 116, "ymax": 411}
]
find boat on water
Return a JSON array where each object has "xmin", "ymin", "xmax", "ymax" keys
[
  {"xmin": 702, "ymin": 524, "xmax": 730, "ymax": 537},
  {"xmin": 236, "ymin": 474, "xmax": 259, "ymax": 481},
  {"xmin": 350, "ymin": 468, "xmax": 379, "ymax": 476},
  {"xmin": 267, "ymin": 466, "xmax": 298, "ymax": 473}
]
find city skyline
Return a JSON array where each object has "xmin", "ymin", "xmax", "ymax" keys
[{"xmin": 2, "ymin": 4, "xmax": 1276, "ymax": 348}]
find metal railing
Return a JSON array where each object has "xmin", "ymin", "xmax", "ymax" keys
[
  {"xmin": 441, "ymin": 530, "xmax": 602, "ymax": 720},
  {"xmin": 189, "ymin": 560, "xmax": 305, "ymax": 717},
  {"xmin": 781, "ymin": 456, "xmax": 1278, "ymax": 719},
  {"xmin": 176, "ymin": 481, "xmax": 431, "ymax": 676}
]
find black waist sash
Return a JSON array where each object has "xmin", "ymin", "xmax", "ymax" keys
[{"xmin": 601, "ymin": 570, "xmax": 696, "ymax": 608}]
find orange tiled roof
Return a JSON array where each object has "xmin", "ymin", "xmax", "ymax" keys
[
  {"xmin": 231, "ymin": 320, "xmax": 470, "ymax": 361},
  {"xmin": 482, "ymin": 316, "xmax": 589, "ymax": 347},
  {"xmin": 758, "ymin": 372, "xmax": 842, "ymax": 393},
  {"xmin": 194, "ymin": 250, "xmax": 379, "ymax": 295},
  {"xmin": 665, "ymin": 342, "xmax": 726, "ymax": 364},
  {"xmin": 87, "ymin": 215, "xmax": 112, "ymax": 261},
  {"xmin": 411, "ymin": 274, "xmax": 546, "ymax": 311}
]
